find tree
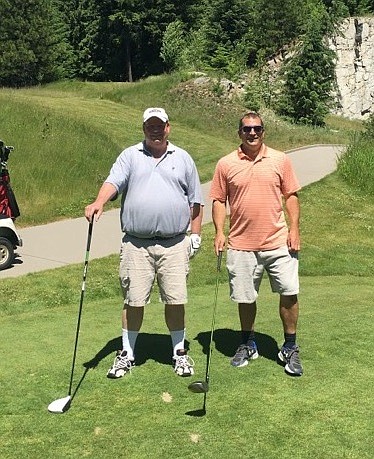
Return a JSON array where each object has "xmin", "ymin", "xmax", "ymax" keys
[
  {"xmin": 253, "ymin": 0, "xmax": 308, "ymax": 64},
  {"xmin": 2, "ymin": 0, "xmax": 361, "ymax": 87},
  {"xmin": 160, "ymin": 20, "xmax": 186, "ymax": 72},
  {"xmin": 276, "ymin": 2, "xmax": 338, "ymax": 125},
  {"xmin": 54, "ymin": 0, "xmax": 111, "ymax": 80},
  {"xmin": 0, "ymin": 0, "xmax": 72, "ymax": 86},
  {"xmin": 322, "ymin": 0, "xmax": 373, "ymax": 15},
  {"xmin": 200, "ymin": 0, "xmax": 256, "ymax": 76},
  {"xmin": 107, "ymin": 0, "xmax": 143, "ymax": 81},
  {"xmin": 105, "ymin": 0, "xmax": 204, "ymax": 81}
]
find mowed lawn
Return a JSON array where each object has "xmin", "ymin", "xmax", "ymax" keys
[{"xmin": 1, "ymin": 239, "xmax": 373, "ymax": 458}]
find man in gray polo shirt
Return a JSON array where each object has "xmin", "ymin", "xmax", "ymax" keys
[{"xmin": 85, "ymin": 107, "xmax": 203, "ymax": 379}]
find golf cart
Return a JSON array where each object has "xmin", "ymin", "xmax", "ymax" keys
[
  {"xmin": 0, "ymin": 215, "xmax": 22, "ymax": 270},
  {"xmin": 0, "ymin": 139, "xmax": 22, "ymax": 270}
]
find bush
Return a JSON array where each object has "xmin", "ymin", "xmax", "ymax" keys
[
  {"xmin": 338, "ymin": 114, "xmax": 374, "ymax": 195},
  {"xmin": 160, "ymin": 20, "xmax": 185, "ymax": 72}
]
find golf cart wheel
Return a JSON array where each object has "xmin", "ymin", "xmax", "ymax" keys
[{"xmin": 0, "ymin": 237, "xmax": 14, "ymax": 270}]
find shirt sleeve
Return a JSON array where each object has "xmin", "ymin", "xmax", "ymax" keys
[
  {"xmin": 105, "ymin": 149, "xmax": 131, "ymax": 194},
  {"xmin": 281, "ymin": 155, "xmax": 301, "ymax": 197},
  {"xmin": 185, "ymin": 153, "xmax": 204, "ymax": 206},
  {"xmin": 209, "ymin": 159, "xmax": 228, "ymax": 202}
]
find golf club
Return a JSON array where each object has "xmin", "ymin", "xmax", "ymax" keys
[
  {"xmin": 48, "ymin": 219, "xmax": 94, "ymax": 414},
  {"xmin": 188, "ymin": 251, "xmax": 223, "ymax": 408}
]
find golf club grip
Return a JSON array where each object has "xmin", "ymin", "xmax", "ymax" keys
[
  {"xmin": 82, "ymin": 219, "xmax": 94, "ymax": 286},
  {"xmin": 86, "ymin": 219, "xmax": 94, "ymax": 254}
]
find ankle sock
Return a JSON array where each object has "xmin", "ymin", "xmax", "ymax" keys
[
  {"xmin": 170, "ymin": 329, "xmax": 186, "ymax": 358},
  {"xmin": 283, "ymin": 333, "xmax": 296, "ymax": 348},
  {"xmin": 242, "ymin": 330, "xmax": 255, "ymax": 345},
  {"xmin": 122, "ymin": 328, "xmax": 138, "ymax": 360}
]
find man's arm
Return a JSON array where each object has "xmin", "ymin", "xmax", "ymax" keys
[
  {"xmin": 188, "ymin": 203, "xmax": 203, "ymax": 258},
  {"xmin": 212, "ymin": 199, "xmax": 227, "ymax": 255},
  {"xmin": 190, "ymin": 203, "xmax": 203, "ymax": 235},
  {"xmin": 85, "ymin": 182, "xmax": 118, "ymax": 222},
  {"xmin": 285, "ymin": 192, "xmax": 300, "ymax": 252}
]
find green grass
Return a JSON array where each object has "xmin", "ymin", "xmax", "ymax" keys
[
  {"xmin": 299, "ymin": 174, "xmax": 374, "ymax": 276},
  {"xmin": 1, "ymin": 215, "xmax": 374, "ymax": 458},
  {"xmin": 338, "ymin": 136, "xmax": 374, "ymax": 196},
  {"xmin": 1, "ymin": 74, "xmax": 373, "ymax": 458},
  {"xmin": 1, "ymin": 255, "xmax": 373, "ymax": 458}
]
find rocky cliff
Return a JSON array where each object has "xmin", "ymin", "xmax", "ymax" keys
[{"xmin": 330, "ymin": 17, "xmax": 374, "ymax": 120}]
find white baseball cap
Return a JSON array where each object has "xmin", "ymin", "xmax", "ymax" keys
[{"xmin": 143, "ymin": 107, "xmax": 169, "ymax": 123}]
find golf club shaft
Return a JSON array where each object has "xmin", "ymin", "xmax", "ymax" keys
[
  {"xmin": 205, "ymin": 250, "xmax": 223, "ymax": 384},
  {"xmin": 68, "ymin": 219, "xmax": 94, "ymax": 396}
]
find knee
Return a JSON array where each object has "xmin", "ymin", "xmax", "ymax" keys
[{"xmin": 280, "ymin": 294, "xmax": 298, "ymax": 309}]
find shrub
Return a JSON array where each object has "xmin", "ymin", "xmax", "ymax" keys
[{"xmin": 338, "ymin": 113, "xmax": 374, "ymax": 195}]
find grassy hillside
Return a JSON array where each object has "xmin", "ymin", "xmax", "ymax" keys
[{"xmin": 0, "ymin": 74, "xmax": 363, "ymax": 226}]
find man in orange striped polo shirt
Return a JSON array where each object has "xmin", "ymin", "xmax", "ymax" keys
[{"xmin": 210, "ymin": 111, "xmax": 303, "ymax": 376}]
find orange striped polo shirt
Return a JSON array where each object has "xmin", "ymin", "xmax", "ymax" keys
[{"xmin": 209, "ymin": 144, "xmax": 301, "ymax": 251}]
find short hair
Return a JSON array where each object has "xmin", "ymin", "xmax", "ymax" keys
[{"xmin": 239, "ymin": 111, "xmax": 264, "ymax": 130}]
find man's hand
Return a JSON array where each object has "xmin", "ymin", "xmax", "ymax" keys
[{"xmin": 189, "ymin": 234, "xmax": 201, "ymax": 258}]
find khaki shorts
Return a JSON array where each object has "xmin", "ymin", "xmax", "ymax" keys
[
  {"xmin": 227, "ymin": 246, "xmax": 299, "ymax": 304},
  {"xmin": 119, "ymin": 234, "xmax": 190, "ymax": 306}
]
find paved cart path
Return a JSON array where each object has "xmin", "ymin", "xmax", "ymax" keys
[{"xmin": 0, "ymin": 144, "xmax": 344, "ymax": 279}]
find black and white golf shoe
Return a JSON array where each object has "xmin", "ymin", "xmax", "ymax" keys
[
  {"xmin": 173, "ymin": 349, "xmax": 195, "ymax": 377},
  {"xmin": 107, "ymin": 350, "xmax": 134, "ymax": 379}
]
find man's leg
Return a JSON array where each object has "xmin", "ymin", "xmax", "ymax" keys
[
  {"xmin": 231, "ymin": 302, "xmax": 259, "ymax": 367},
  {"xmin": 165, "ymin": 303, "xmax": 184, "ymax": 332},
  {"xmin": 165, "ymin": 303, "xmax": 194, "ymax": 376},
  {"xmin": 279, "ymin": 294, "xmax": 298, "ymax": 336},
  {"xmin": 165, "ymin": 303, "xmax": 185, "ymax": 356},
  {"xmin": 278, "ymin": 294, "xmax": 303, "ymax": 375},
  {"xmin": 106, "ymin": 304, "xmax": 144, "ymax": 379},
  {"xmin": 122, "ymin": 304, "xmax": 144, "ymax": 360},
  {"xmin": 238, "ymin": 301, "xmax": 257, "ymax": 341}
]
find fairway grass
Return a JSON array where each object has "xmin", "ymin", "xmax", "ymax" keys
[{"xmin": 1, "ymin": 272, "xmax": 373, "ymax": 459}]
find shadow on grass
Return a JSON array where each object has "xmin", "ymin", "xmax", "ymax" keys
[
  {"xmin": 83, "ymin": 328, "xmax": 279, "ymax": 371},
  {"xmin": 185, "ymin": 330, "xmax": 280, "ymax": 417},
  {"xmin": 83, "ymin": 333, "xmax": 192, "ymax": 369},
  {"xmin": 193, "ymin": 328, "xmax": 279, "ymax": 362},
  {"xmin": 83, "ymin": 336, "xmax": 121, "ymax": 369},
  {"xmin": 71, "ymin": 367, "xmax": 89, "ymax": 404}
]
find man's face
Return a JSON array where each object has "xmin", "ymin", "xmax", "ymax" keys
[
  {"xmin": 238, "ymin": 117, "xmax": 264, "ymax": 150},
  {"xmin": 143, "ymin": 117, "xmax": 170, "ymax": 145}
]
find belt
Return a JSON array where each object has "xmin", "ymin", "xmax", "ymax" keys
[{"xmin": 127, "ymin": 233, "xmax": 184, "ymax": 241}]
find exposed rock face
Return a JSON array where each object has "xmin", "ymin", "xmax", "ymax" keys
[
  {"xmin": 330, "ymin": 17, "xmax": 374, "ymax": 119},
  {"xmin": 188, "ymin": 17, "xmax": 374, "ymax": 120}
]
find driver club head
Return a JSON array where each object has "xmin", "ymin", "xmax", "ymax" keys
[
  {"xmin": 188, "ymin": 380, "xmax": 209, "ymax": 393},
  {"xmin": 47, "ymin": 395, "xmax": 72, "ymax": 414}
]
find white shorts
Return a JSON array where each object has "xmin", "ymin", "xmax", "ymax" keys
[
  {"xmin": 227, "ymin": 246, "xmax": 299, "ymax": 304},
  {"xmin": 119, "ymin": 234, "xmax": 190, "ymax": 306}
]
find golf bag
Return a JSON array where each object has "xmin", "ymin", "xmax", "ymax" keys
[{"xmin": 0, "ymin": 140, "xmax": 20, "ymax": 219}]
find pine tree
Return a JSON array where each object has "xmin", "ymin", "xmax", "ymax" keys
[
  {"xmin": 0, "ymin": 0, "xmax": 71, "ymax": 86},
  {"xmin": 277, "ymin": 2, "xmax": 337, "ymax": 125}
]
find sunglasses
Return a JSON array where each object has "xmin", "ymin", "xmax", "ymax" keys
[{"xmin": 241, "ymin": 125, "xmax": 264, "ymax": 134}]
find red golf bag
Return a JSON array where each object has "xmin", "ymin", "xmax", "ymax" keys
[{"xmin": 0, "ymin": 141, "xmax": 20, "ymax": 219}]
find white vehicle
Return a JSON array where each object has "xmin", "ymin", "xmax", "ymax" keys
[{"xmin": 0, "ymin": 216, "xmax": 22, "ymax": 270}]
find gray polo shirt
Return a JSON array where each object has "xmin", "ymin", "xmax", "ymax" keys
[{"xmin": 105, "ymin": 141, "xmax": 203, "ymax": 238}]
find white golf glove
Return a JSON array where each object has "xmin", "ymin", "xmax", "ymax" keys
[{"xmin": 189, "ymin": 233, "xmax": 201, "ymax": 258}]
